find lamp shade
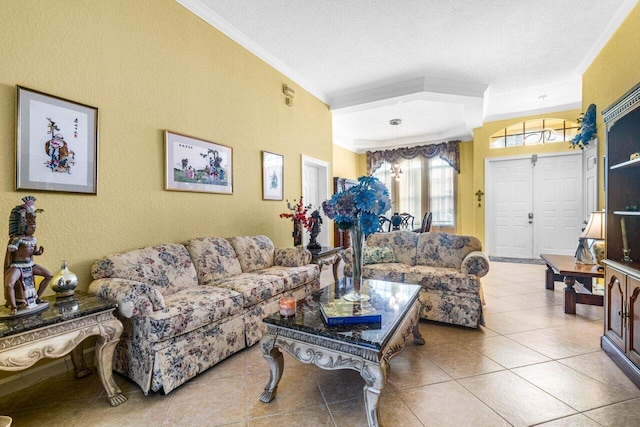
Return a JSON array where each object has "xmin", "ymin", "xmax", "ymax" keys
[{"xmin": 581, "ymin": 211, "xmax": 605, "ymax": 240}]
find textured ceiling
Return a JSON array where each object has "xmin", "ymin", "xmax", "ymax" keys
[{"xmin": 178, "ymin": 0, "xmax": 638, "ymax": 152}]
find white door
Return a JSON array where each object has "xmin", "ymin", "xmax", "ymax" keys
[
  {"xmin": 534, "ymin": 154, "xmax": 583, "ymax": 256},
  {"xmin": 487, "ymin": 157, "xmax": 534, "ymax": 258},
  {"xmin": 486, "ymin": 152, "xmax": 584, "ymax": 258},
  {"xmin": 302, "ymin": 155, "xmax": 330, "ymax": 247}
]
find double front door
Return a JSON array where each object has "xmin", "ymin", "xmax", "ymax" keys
[{"xmin": 486, "ymin": 152, "xmax": 585, "ymax": 259}]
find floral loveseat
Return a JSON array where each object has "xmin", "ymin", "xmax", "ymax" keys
[
  {"xmin": 88, "ymin": 235, "xmax": 320, "ymax": 394},
  {"xmin": 344, "ymin": 231, "xmax": 489, "ymax": 328}
]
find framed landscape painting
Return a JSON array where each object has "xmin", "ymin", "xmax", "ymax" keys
[
  {"xmin": 16, "ymin": 86, "xmax": 98, "ymax": 194},
  {"xmin": 262, "ymin": 151, "xmax": 283, "ymax": 200},
  {"xmin": 165, "ymin": 130, "xmax": 233, "ymax": 194}
]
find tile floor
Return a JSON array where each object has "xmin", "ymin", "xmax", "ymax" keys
[{"xmin": 2, "ymin": 261, "xmax": 640, "ymax": 426}]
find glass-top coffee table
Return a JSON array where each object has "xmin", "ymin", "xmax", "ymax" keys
[{"xmin": 259, "ymin": 278, "xmax": 424, "ymax": 427}]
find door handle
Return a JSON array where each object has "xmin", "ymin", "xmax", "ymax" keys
[{"xmin": 528, "ymin": 212, "xmax": 533, "ymax": 224}]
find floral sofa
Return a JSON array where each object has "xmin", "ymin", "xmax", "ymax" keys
[
  {"xmin": 88, "ymin": 235, "xmax": 320, "ymax": 394},
  {"xmin": 344, "ymin": 231, "xmax": 490, "ymax": 328}
]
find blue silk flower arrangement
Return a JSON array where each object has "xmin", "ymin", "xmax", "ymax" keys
[{"xmin": 322, "ymin": 176, "xmax": 391, "ymax": 236}]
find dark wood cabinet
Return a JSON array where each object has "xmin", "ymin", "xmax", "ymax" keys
[
  {"xmin": 602, "ymin": 82, "xmax": 640, "ymax": 387},
  {"xmin": 603, "ymin": 262, "xmax": 640, "ymax": 387},
  {"xmin": 332, "ymin": 177, "xmax": 358, "ymax": 248}
]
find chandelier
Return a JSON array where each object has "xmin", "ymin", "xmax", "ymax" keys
[{"xmin": 389, "ymin": 119, "xmax": 403, "ymax": 181}]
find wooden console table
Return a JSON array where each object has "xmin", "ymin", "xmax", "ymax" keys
[
  {"xmin": 540, "ymin": 253, "xmax": 604, "ymax": 314},
  {"xmin": 0, "ymin": 292, "xmax": 127, "ymax": 406}
]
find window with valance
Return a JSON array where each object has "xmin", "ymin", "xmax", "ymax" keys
[{"xmin": 367, "ymin": 141, "xmax": 459, "ymax": 232}]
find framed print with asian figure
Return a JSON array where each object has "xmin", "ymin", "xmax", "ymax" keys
[
  {"xmin": 165, "ymin": 130, "xmax": 233, "ymax": 194},
  {"xmin": 16, "ymin": 86, "xmax": 98, "ymax": 194},
  {"xmin": 262, "ymin": 151, "xmax": 283, "ymax": 200}
]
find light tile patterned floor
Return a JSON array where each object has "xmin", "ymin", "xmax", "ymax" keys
[{"xmin": 2, "ymin": 261, "xmax": 640, "ymax": 426}]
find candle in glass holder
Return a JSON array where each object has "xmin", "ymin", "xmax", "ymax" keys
[
  {"xmin": 279, "ymin": 297, "xmax": 296, "ymax": 317},
  {"xmin": 621, "ymin": 217, "xmax": 629, "ymax": 250}
]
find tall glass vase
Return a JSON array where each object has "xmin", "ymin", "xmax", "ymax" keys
[{"xmin": 345, "ymin": 221, "xmax": 369, "ymax": 301}]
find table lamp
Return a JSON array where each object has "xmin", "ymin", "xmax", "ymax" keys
[{"xmin": 575, "ymin": 211, "xmax": 605, "ymax": 265}]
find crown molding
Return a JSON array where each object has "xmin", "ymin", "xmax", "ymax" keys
[
  {"xmin": 176, "ymin": 0, "xmax": 329, "ymax": 104},
  {"xmin": 574, "ymin": 0, "xmax": 639, "ymax": 74}
]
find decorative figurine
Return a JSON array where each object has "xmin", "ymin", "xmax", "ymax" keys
[
  {"xmin": 3, "ymin": 196, "xmax": 52, "ymax": 315},
  {"xmin": 307, "ymin": 210, "xmax": 323, "ymax": 250}
]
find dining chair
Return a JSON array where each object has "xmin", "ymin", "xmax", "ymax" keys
[
  {"xmin": 399, "ymin": 213, "xmax": 415, "ymax": 229},
  {"xmin": 378, "ymin": 215, "xmax": 391, "ymax": 232},
  {"xmin": 420, "ymin": 212, "xmax": 433, "ymax": 233}
]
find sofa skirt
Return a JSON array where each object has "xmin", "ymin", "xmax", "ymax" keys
[
  {"xmin": 419, "ymin": 289, "xmax": 483, "ymax": 328},
  {"xmin": 114, "ymin": 313, "xmax": 246, "ymax": 394}
]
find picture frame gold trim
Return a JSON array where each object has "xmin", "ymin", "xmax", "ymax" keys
[
  {"xmin": 262, "ymin": 151, "xmax": 284, "ymax": 200},
  {"xmin": 16, "ymin": 86, "xmax": 98, "ymax": 194},
  {"xmin": 164, "ymin": 130, "xmax": 233, "ymax": 194}
]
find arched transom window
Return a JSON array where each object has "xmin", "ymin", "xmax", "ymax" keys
[{"xmin": 490, "ymin": 118, "xmax": 580, "ymax": 149}]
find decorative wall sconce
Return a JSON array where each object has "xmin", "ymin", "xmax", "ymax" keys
[{"xmin": 283, "ymin": 84, "xmax": 295, "ymax": 106}]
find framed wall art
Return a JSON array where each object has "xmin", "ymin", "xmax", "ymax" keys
[
  {"xmin": 165, "ymin": 130, "xmax": 233, "ymax": 194},
  {"xmin": 262, "ymin": 151, "xmax": 283, "ymax": 200},
  {"xmin": 16, "ymin": 86, "xmax": 98, "ymax": 194}
]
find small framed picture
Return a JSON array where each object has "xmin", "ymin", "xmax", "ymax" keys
[
  {"xmin": 262, "ymin": 151, "xmax": 284, "ymax": 200},
  {"xmin": 164, "ymin": 130, "xmax": 233, "ymax": 194},
  {"xmin": 16, "ymin": 86, "xmax": 98, "ymax": 194}
]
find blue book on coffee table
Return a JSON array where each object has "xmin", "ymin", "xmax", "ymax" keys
[{"xmin": 320, "ymin": 299, "xmax": 382, "ymax": 325}]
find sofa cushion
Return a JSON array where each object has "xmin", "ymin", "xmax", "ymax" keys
[
  {"xmin": 367, "ymin": 231, "xmax": 418, "ymax": 266},
  {"xmin": 274, "ymin": 247, "xmax": 312, "ymax": 267},
  {"xmin": 227, "ymin": 236, "xmax": 275, "ymax": 273},
  {"xmin": 214, "ymin": 273, "xmax": 285, "ymax": 307},
  {"xmin": 144, "ymin": 287, "xmax": 244, "ymax": 343},
  {"xmin": 416, "ymin": 232, "xmax": 482, "ymax": 269},
  {"xmin": 91, "ymin": 243, "xmax": 198, "ymax": 297},
  {"xmin": 185, "ymin": 236, "xmax": 243, "ymax": 284},
  {"xmin": 405, "ymin": 265, "xmax": 480, "ymax": 294},
  {"xmin": 361, "ymin": 263, "xmax": 410, "ymax": 283},
  {"xmin": 255, "ymin": 265, "xmax": 319, "ymax": 291}
]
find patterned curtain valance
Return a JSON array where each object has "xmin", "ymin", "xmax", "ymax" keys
[{"xmin": 366, "ymin": 140, "xmax": 461, "ymax": 174}]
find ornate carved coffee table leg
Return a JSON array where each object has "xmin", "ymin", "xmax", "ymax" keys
[
  {"xmin": 361, "ymin": 361, "xmax": 388, "ymax": 427},
  {"xmin": 412, "ymin": 324, "xmax": 425, "ymax": 345},
  {"xmin": 70, "ymin": 342, "xmax": 92, "ymax": 378},
  {"xmin": 95, "ymin": 317, "xmax": 127, "ymax": 406},
  {"xmin": 259, "ymin": 334, "xmax": 284, "ymax": 403},
  {"xmin": 410, "ymin": 301, "xmax": 425, "ymax": 345}
]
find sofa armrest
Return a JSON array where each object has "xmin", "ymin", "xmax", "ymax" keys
[
  {"xmin": 88, "ymin": 278, "xmax": 165, "ymax": 318},
  {"xmin": 274, "ymin": 247, "xmax": 312, "ymax": 267},
  {"xmin": 460, "ymin": 251, "xmax": 490, "ymax": 277}
]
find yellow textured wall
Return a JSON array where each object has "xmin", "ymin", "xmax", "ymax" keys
[
  {"xmin": 0, "ymin": 0, "xmax": 332, "ymax": 298},
  {"xmin": 457, "ymin": 140, "xmax": 474, "ymax": 235},
  {"xmin": 583, "ymin": 2, "xmax": 640, "ymax": 208},
  {"xmin": 357, "ymin": 153, "xmax": 368, "ymax": 177},
  {"xmin": 472, "ymin": 109, "xmax": 582, "ymax": 244},
  {"xmin": 332, "ymin": 144, "xmax": 359, "ymax": 179}
]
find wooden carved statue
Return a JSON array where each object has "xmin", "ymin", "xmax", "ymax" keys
[{"xmin": 4, "ymin": 196, "xmax": 52, "ymax": 315}]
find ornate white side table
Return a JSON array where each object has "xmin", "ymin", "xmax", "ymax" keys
[
  {"xmin": 310, "ymin": 246, "xmax": 343, "ymax": 282},
  {"xmin": 0, "ymin": 293, "xmax": 127, "ymax": 406}
]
